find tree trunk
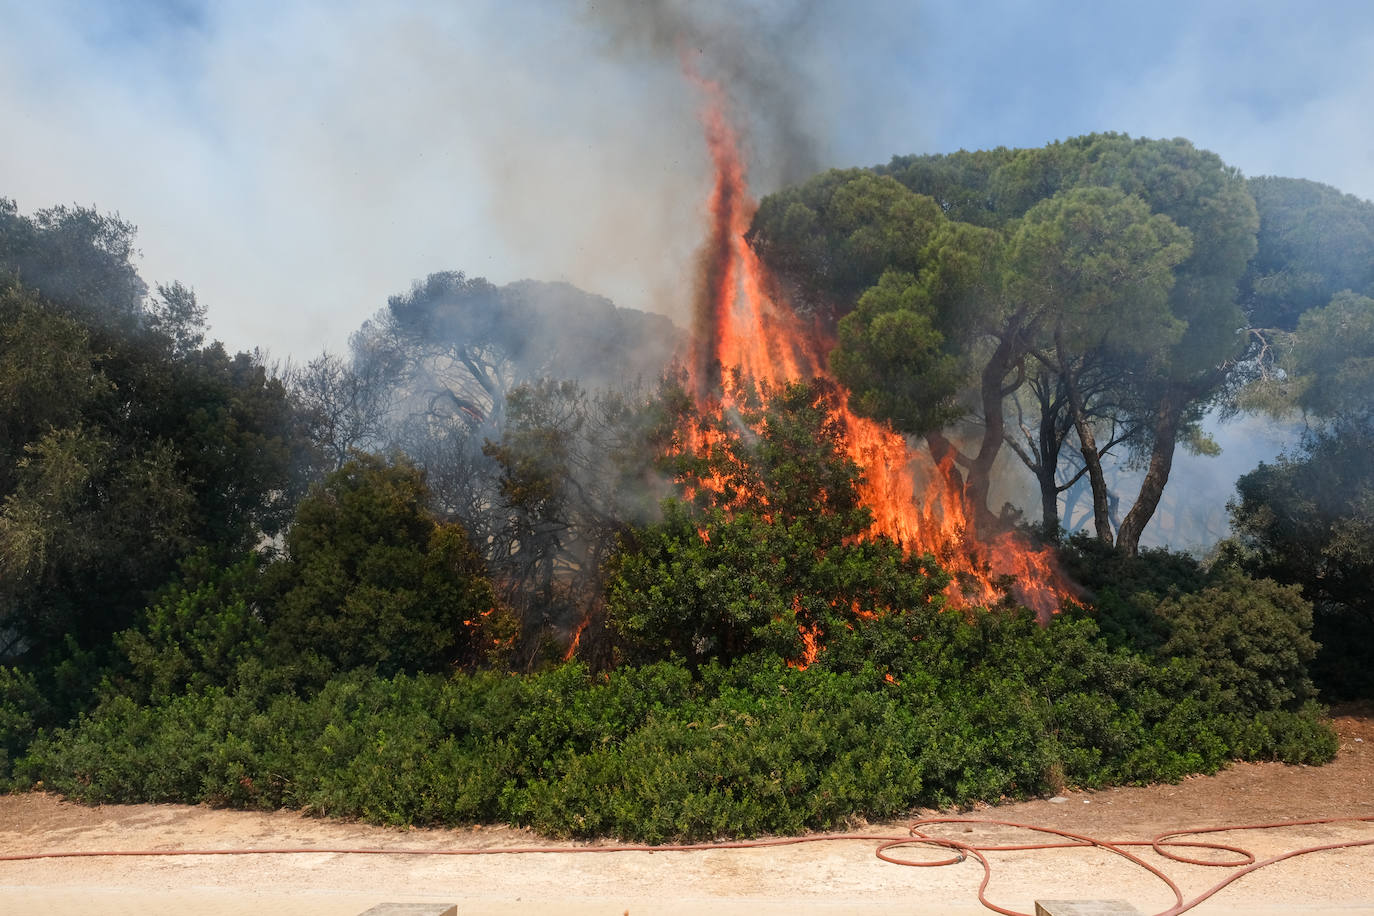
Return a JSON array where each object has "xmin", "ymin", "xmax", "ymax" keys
[
  {"xmin": 1065, "ymin": 395, "xmax": 1114, "ymax": 546},
  {"xmin": 1054, "ymin": 336, "xmax": 1114, "ymax": 545},
  {"xmin": 1039, "ymin": 468, "xmax": 1060, "ymax": 538},
  {"xmin": 964, "ymin": 335, "xmax": 1019, "ymax": 538},
  {"xmin": 1033, "ymin": 374, "xmax": 1066, "ymax": 539},
  {"xmin": 1115, "ymin": 390, "xmax": 1184, "ymax": 556}
]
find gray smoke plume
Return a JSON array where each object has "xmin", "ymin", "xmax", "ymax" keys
[{"xmin": 581, "ymin": 0, "xmax": 827, "ymax": 187}]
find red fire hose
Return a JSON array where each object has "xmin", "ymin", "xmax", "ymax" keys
[{"xmin": 3, "ymin": 814, "xmax": 1371, "ymax": 915}]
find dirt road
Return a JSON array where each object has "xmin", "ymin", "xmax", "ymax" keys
[{"xmin": 2, "ymin": 704, "xmax": 1371, "ymax": 916}]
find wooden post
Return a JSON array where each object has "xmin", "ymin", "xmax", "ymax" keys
[{"xmin": 1035, "ymin": 902, "xmax": 1143, "ymax": 916}]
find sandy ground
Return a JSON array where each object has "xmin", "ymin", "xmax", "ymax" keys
[{"xmin": 1, "ymin": 704, "xmax": 1371, "ymax": 916}]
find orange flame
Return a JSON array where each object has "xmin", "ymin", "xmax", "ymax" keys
[
  {"xmin": 684, "ymin": 70, "xmax": 1077, "ymax": 625},
  {"xmin": 563, "ymin": 615, "xmax": 589, "ymax": 662},
  {"xmin": 788, "ymin": 616, "xmax": 822, "ymax": 671}
]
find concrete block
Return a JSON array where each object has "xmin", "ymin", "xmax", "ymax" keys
[
  {"xmin": 1035, "ymin": 902, "xmax": 1142, "ymax": 916},
  {"xmin": 358, "ymin": 905, "xmax": 457, "ymax": 916}
]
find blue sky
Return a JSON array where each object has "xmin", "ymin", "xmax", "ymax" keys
[{"xmin": 2, "ymin": 0, "xmax": 1372, "ymax": 360}]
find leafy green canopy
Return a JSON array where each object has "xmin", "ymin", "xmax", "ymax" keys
[
  {"xmin": 101, "ymin": 454, "xmax": 517, "ymax": 709},
  {"xmin": 0, "ymin": 278, "xmax": 307, "ymax": 665},
  {"xmin": 755, "ymin": 135, "xmax": 1256, "ymax": 387},
  {"xmin": 1284, "ymin": 291, "xmax": 1374, "ymax": 422},
  {"xmin": 111, "ymin": 551, "xmax": 270, "ymax": 706},
  {"xmin": 1223, "ymin": 282, "xmax": 1374, "ymax": 698},
  {"xmin": 747, "ymin": 133, "xmax": 1257, "ymax": 552},
  {"xmin": 1242, "ymin": 176, "xmax": 1374, "ymax": 331},
  {"xmin": 0, "ymin": 197, "xmax": 318, "ymax": 770},
  {"xmin": 1229, "ymin": 419, "xmax": 1374, "ymax": 698}
]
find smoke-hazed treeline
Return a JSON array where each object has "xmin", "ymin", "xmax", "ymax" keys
[{"xmin": 282, "ymin": 270, "xmax": 686, "ymax": 663}]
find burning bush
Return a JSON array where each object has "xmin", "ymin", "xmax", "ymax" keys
[{"xmin": 607, "ymin": 378, "xmax": 949, "ymax": 670}]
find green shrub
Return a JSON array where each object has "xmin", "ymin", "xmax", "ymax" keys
[
  {"xmin": 17, "ymin": 620, "xmax": 1338, "ymax": 840},
  {"xmin": 0, "ymin": 666, "xmax": 48, "ymax": 780},
  {"xmin": 1057, "ymin": 535, "xmax": 1206, "ymax": 651},
  {"xmin": 1157, "ymin": 571, "xmax": 1318, "ymax": 715},
  {"xmin": 261, "ymin": 455, "xmax": 516, "ymax": 686},
  {"xmin": 111, "ymin": 550, "xmax": 268, "ymax": 704}
]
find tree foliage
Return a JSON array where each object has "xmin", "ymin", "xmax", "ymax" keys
[
  {"xmin": 1011, "ymin": 186, "xmax": 1192, "ymax": 540},
  {"xmin": 749, "ymin": 134, "xmax": 1257, "ymax": 552},
  {"xmin": 0, "ymin": 198, "xmax": 147, "ymax": 326},
  {"xmin": 1283, "ymin": 291, "xmax": 1374, "ymax": 422},
  {"xmin": 261, "ymin": 455, "xmax": 514, "ymax": 686},
  {"xmin": 0, "ymin": 205, "xmax": 309, "ymax": 666},
  {"xmin": 0, "ymin": 280, "xmax": 105, "ymax": 495},
  {"xmin": 1241, "ymin": 176, "xmax": 1374, "ymax": 331},
  {"xmin": 111, "ymin": 551, "xmax": 269, "ymax": 705},
  {"xmin": 1228, "ymin": 419, "xmax": 1374, "ymax": 697},
  {"xmin": 366, "ymin": 272, "xmax": 681, "ymax": 433}
]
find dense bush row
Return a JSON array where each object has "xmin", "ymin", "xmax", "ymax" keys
[{"xmin": 14, "ymin": 596, "xmax": 1335, "ymax": 841}]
